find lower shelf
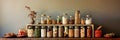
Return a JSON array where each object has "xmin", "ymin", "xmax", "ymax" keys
[{"xmin": 1, "ymin": 38, "xmax": 120, "ymax": 40}]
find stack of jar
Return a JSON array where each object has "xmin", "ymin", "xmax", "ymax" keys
[{"xmin": 27, "ymin": 10, "xmax": 93, "ymax": 38}]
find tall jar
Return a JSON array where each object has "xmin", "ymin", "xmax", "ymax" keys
[
  {"xmin": 80, "ymin": 26, "xmax": 85, "ymax": 38},
  {"xmin": 41, "ymin": 26, "xmax": 47, "ymax": 38},
  {"xmin": 85, "ymin": 15, "xmax": 92, "ymax": 25},
  {"xmin": 41, "ymin": 14, "xmax": 47, "ymax": 24},
  {"xmin": 58, "ymin": 26, "xmax": 64, "ymax": 37},
  {"xmin": 47, "ymin": 16, "xmax": 52, "ymax": 24},
  {"xmin": 27, "ymin": 26, "xmax": 34, "ymax": 37},
  {"xmin": 69, "ymin": 16, "xmax": 74, "ymax": 24},
  {"xmin": 87, "ymin": 26, "xmax": 92, "ymax": 38},
  {"xmin": 64, "ymin": 26, "xmax": 68, "ymax": 37},
  {"xmin": 53, "ymin": 26, "xmax": 58, "ymax": 37},
  {"xmin": 75, "ymin": 10, "xmax": 80, "ymax": 24},
  {"xmin": 74, "ymin": 26, "xmax": 79, "ymax": 37},
  {"xmin": 34, "ymin": 26, "xmax": 41, "ymax": 37},
  {"xmin": 68, "ymin": 26, "xmax": 74, "ymax": 38},
  {"xmin": 62, "ymin": 13, "xmax": 68, "ymax": 24},
  {"xmin": 47, "ymin": 26, "xmax": 53, "ymax": 38},
  {"xmin": 57, "ymin": 16, "xmax": 62, "ymax": 24}
]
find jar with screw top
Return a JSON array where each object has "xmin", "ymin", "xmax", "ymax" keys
[
  {"xmin": 74, "ymin": 26, "xmax": 79, "ymax": 38},
  {"xmin": 47, "ymin": 16, "xmax": 52, "ymax": 24},
  {"xmin": 41, "ymin": 26, "xmax": 47, "ymax": 38},
  {"xmin": 27, "ymin": 26, "xmax": 34, "ymax": 37},
  {"xmin": 69, "ymin": 16, "xmax": 74, "ymax": 24},
  {"xmin": 87, "ymin": 26, "xmax": 92, "ymax": 38},
  {"xmin": 53, "ymin": 26, "xmax": 58, "ymax": 37},
  {"xmin": 34, "ymin": 26, "xmax": 41, "ymax": 37},
  {"xmin": 64, "ymin": 26, "xmax": 69, "ymax": 37},
  {"xmin": 68, "ymin": 26, "xmax": 74, "ymax": 38},
  {"xmin": 58, "ymin": 26, "xmax": 64, "ymax": 37},
  {"xmin": 57, "ymin": 16, "xmax": 62, "ymax": 24},
  {"xmin": 47, "ymin": 26, "xmax": 53, "ymax": 38},
  {"xmin": 41, "ymin": 14, "xmax": 47, "ymax": 24},
  {"xmin": 80, "ymin": 26, "xmax": 85, "ymax": 38}
]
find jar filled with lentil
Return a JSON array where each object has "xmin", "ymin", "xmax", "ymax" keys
[{"xmin": 68, "ymin": 26, "xmax": 74, "ymax": 38}]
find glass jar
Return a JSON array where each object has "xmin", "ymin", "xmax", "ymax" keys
[
  {"xmin": 80, "ymin": 26, "xmax": 85, "ymax": 38},
  {"xmin": 53, "ymin": 26, "xmax": 58, "ymax": 37},
  {"xmin": 27, "ymin": 26, "xmax": 34, "ymax": 37},
  {"xmin": 69, "ymin": 16, "xmax": 74, "ymax": 24},
  {"xmin": 74, "ymin": 26, "xmax": 79, "ymax": 38},
  {"xmin": 58, "ymin": 26, "xmax": 64, "ymax": 37},
  {"xmin": 41, "ymin": 26, "xmax": 47, "ymax": 38},
  {"xmin": 47, "ymin": 26, "xmax": 53, "ymax": 38},
  {"xmin": 75, "ymin": 10, "xmax": 80, "ymax": 24},
  {"xmin": 34, "ymin": 26, "xmax": 41, "ymax": 37},
  {"xmin": 62, "ymin": 13, "xmax": 68, "ymax": 24},
  {"xmin": 57, "ymin": 16, "xmax": 62, "ymax": 24},
  {"xmin": 87, "ymin": 26, "xmax": 92, "ymax": 38},
  {"xmin": 81, "ymin": 18, "xmax": 85, "ymax": 25},
  {"xmin": 47, "ymin": 16, "xmax": 52, "ymax": 24},
  {"xmin": 41, "ymin": 14, "xmax": 47, "ymax": 24},
  {"xmin": 64, "ymin": 26, "xmax": 68, "ymax": 37},
  {"xmin": 85, "ymin": 15, "xmax": 92, "ymax": 25},
  {"xmin": 68, "ymin": 26, "xmax": 74, "ymax": 38}
]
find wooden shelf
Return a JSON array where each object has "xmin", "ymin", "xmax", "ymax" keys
[{"xmin": 1, "ymin": 38, "xmax": 120, "ymax": 40}]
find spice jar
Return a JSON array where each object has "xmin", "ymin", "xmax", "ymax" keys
[
  {"xmin": 41, "ymin": 14, "xmax": 47, "ymax": 24},
  {"xmin": 57, "ymin": 16, "xmax": 62, "ymax": 24},
  {"xmin": 34, "ymin": 26, "xmax": 41, "ymax": 37},
  {"xmin": 81, "ymin": 18, "xmax": 85, "ymax": 25},
  {"xmin": 47, "ymin": 16, "xmax": 52, "ymax": 24},
  {"xmin": 62, "ymin": 13, "xmax": 68, "ymax": 24},
  {"xmin": 74, "ymin": 26, "xmax": 79, "ymax": 38},
  {"xmin": 69, "ymin": 16, "xmax": 74, "ymax": 24},
  {"xmin": 68, "ymin": 26, "xmax": 74, "ymax": 38},
  {"xmin": 53, "ymin": 26, "xmax": 58, "ymax": 37},
  {"xmin": 58, "ymin": 26, "xmax": 64, "ymax": 37},
  {"xmin": 27, "ymin": 26, "xmax": 34, "ymax": 37},
  {"xmin": 47, "ymin": 26, "xmax": 53, "ymax": 38},
  {"xmin": 64, "ymin": 26, "xmax": 68, "ymax": 37},
  {"xmin": 41, "ymin": 26, "xmax": 47, "ymax": 38},
  {"xmin": 80, "ymin": 26, "xmax": 85, "ymax": 38},
  {"xmin": 87, "ymin": 26, "xmax": 92, "ymax": 38}
]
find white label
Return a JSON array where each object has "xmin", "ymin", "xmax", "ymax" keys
[{"xmin": 41, "ymin": 29, "xmax": 46, "ymax": 37}]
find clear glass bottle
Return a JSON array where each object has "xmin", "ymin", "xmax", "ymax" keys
[
  {"xmin": 74, "ymin": 26, "xmax": 79, "ymax": 37},
  {"xmin": 41, "ymin": 26, "xmax": 47, "ymax": 38},
  {"xmin": 57, "ymin": 16, "xmax": 62, "ymax": 24},
  {"xmin": 53, "ymin": 26, "xmax": 58, "ymax": 37},
  {"xmin": 27, "ymin": 26, "xmax": 34, "ymax": 37},
  {"xmin": 47, "ymin": 16, "xmax": 52, "ymax": 24},
  {"xmin": 41, "ymin": 14, "xmax": 47, "ymax": 24},
  {"xmin": 34, "ymin": 26, "xmax": 41, "ymax": 37},
  {"xmin": 47, "ymin": 26, "xmax": 53, "ymax": 38},
  {"xmin": 69, "ymin": 16, "xmax": 74, "ymax": 24},
  {"xmin": 62, "ymin": 13, "xmax": 68, "ymax": 24},
  {"xmin": 85, "ymin": 15, "xmax": 92, "ymax": 25}
]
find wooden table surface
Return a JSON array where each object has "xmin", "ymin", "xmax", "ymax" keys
[{"xmin": 0, "ymin": 38, "xmax": 120, "ymax": 40}]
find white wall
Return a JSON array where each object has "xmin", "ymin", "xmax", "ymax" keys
[{"xmin": 0, "ymin": 0, "xmax": 120, "ymax": 37}]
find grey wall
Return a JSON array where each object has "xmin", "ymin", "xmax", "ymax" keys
[{"xmin": 0, "ymin": 0, "xmax": 120, "ymax": 37}]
